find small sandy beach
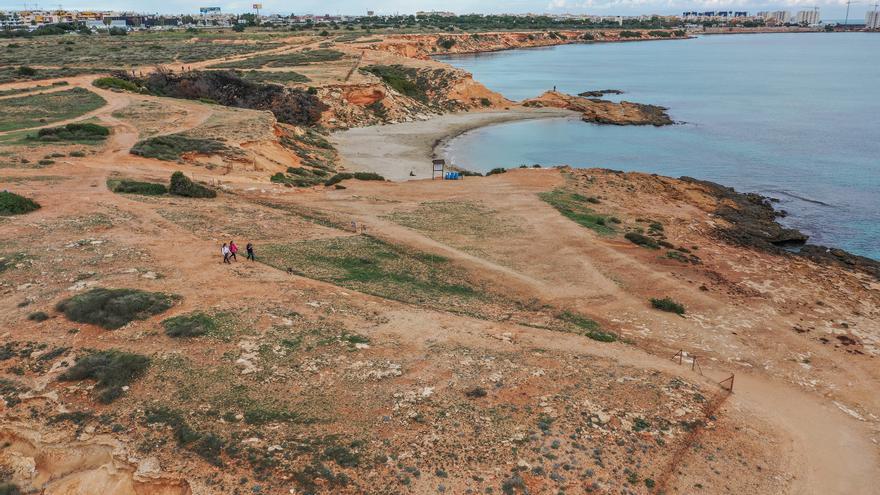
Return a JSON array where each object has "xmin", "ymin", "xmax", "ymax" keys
[{"xmin": 331, "ymin": 108, "xmax": 576, "ymax": 181}]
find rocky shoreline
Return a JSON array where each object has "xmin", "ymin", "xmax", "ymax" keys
[{"xmin": 681, "ymin": 177, "xmax": 880, "ymax": 279}]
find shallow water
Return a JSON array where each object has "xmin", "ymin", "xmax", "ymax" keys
[{"xmin": 438, "ymin": 33, "xmax": 880, "ymax": 259}]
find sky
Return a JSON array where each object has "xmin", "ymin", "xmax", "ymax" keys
[{"xmin": 1, "ymin": 0, "xmax": 872, "ymax": 20}]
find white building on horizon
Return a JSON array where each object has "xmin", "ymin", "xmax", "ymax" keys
[
  {"xmin": 795, "ymin": 9, "xmax": 820, "ymax": 25},
  {"xmin": 765, "ymin": 10, "xmax": 791, "ymax": 23},
  {"xmin": 867, "ymin": 10, "xmax": 880, "ymax": 29}
]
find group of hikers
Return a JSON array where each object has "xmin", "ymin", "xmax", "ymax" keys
[{"xmin": 221, "ymin": 241, "xmax": 255, "ymax": 264}]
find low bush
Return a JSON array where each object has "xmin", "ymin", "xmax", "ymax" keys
[
  {"xmin": 162, "ymin": 312, "xmax": 216, "ymax": 338},
  {"xmin": 437, "ymin": 38, "xmax": 456, "ymax": 49},
  {"xmin": 169, "ymin": 171, "xmax": 217, "ymax": 198},
  {"xmin": 0, "ymin": 483, "xmax": 22, "ymax": 495},
  {"xmin": 486, "ymin": 167, "xmax": 507, "ymax": 176},
  {"xmin": 29, "ymin": 122, "xmax": 110, "ymax": 142},
  {"xmin": 558, "ymin": 310, "xmax": 617, "ymax": 342},
  {"xmin": 540, "ymin": 189, "xmax": 615, "ymax": 235},
  {"xmin": 131, "ymin": 134, "xmax": 228, "ymax": 161},
  {"xmin": 27, "ymin": 311, "xmax": 49, "ymax": 322},
  {"xmin": 361, "ymin": 65, "xmax": 426, "ymax": 102},
  {"xmin": 108, "ymin": 179, "xmax": 167, "ymax": 195},
  {"xmin": 619, "ymin": 30, "xmax": 642, "ymax": 38},
  {"xmin": 93, "ymin": 76, "xmax": 141, "ymax": 92},
  {"xmin": 625, "ymin": 232, "xmax": 660, "ymax": 249},
  {"xmin": 465, "ymin": 387, "xmax": 487, "ymax": 398},
  {"xmin": 55, "ymin": 287, "xmax": 175, "ymax": 329},
  {"xmin": 144, "ymin": 405, "xmax": 226, "ymax": 466},
  {"xmin": 59, "ymin": 349, "xmax": 150, "ymax": 403},
  {"xmin": 650, "ymin": 297, "xmax": 685, "ymax": 315},
  {"xmin": 324, "ymin": 171, "xmax": 385, "ymax": 186},
  {"xmin": 0, "ymin": 191, "xmax": 40, "ymax": 215}
]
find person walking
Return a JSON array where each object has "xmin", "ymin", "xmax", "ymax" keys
[
  {"xmin": 221, "ymin": 243, "xmax": 231, "ymax": 264},
  {"xmin": 246, "ymin": 242, "xmax": 255, "ymax": 261},
  {"xmin": 228, "ymin": 240, "xmax": 238, "ymax": 262}
]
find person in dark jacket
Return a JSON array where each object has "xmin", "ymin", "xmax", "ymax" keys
[{"xmin": 246, "ymin": 242, "xmax": 255, "ymax": 261}]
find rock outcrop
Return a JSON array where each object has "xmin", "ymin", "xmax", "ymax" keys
[
  {"xmin": 523, "ymin": 91, "xmax": 673, "ymax": 126},
  {"xmin": 679, "ymin": 177, "xmax": 880, "ymax": 279}
]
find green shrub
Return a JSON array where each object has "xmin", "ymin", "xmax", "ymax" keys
[
  {"xmin": 93, "ymin": 76, "xmax": 141, "ymax": 92},
  {"xmin": 69, "ymin": 150, "xmax": 87, "ymax": 157},
  {"xmin": 437, "ymin": 38, "xmax": 456, "ymax": 49},
  {"xmin": 558, "ymin": 310, "xmax": 617, "ymax": 342},
  {"xmin": 323, "ymin": 443, "xmax": 361, "ymax": 468},
  {"xmin": 361, "ymin": 65, "xmax": 426, "ymax": 102},
  {"xmin": 55, "ymin": 288, "xmax": 175, "ymax": 329},
  {"xmin": 27, "ymin": 311, "xmax": 49, "ymax": 322},
  {"xmin": 30, "ymin": 122, "xmax": 110, "ymax": 142},
  {"xmin": 324, "ymin": 172, "xmax": 384, "ymax": 186},
  {"xmin": 108, "ymin": 179, "xmax": 167, "ymax": 195},
  {"xmin": 650, "ymin": 297, "xmax": 685, "ymax": 315},
  {"xmin": 162, "ymin": 312, "xmax": 216, "ymax": 338},
  {"xmin": 619, "ymin": 30, "xmax": 642, "ymax": 38},
  {"xmin": 131, "ymin": 135, "xmax": 228, "ymax": 161},
  {"xmin": 585, "ymin": 330, "xmax": 617, "ymax": 342},
  {"xmin": 625, "ymin": 232, "xmax": 659, "ymax": 249},
  {"xmin": 59, "ymin": 349, "xmax": 150, "ymax": 403},
  {"xmin": 16, "ymin": 66, "xmax": 36, "ymax": 76},
  {"xmin": 353, "ymin": 171, "xmax": 384, "ymax": 181},
  {"xmin": 486, "ymin": 167, "xmax": 506, "ymax": 176},
  {"xmin": 169, "ymin": 171, "xmax": 216, "ymax": 198},
  {"xmin": 0, "ymin": 483, "xmax": 22, "ymax": 495},
  {"xmin": 0, "ymin": 191, "xmax": 40, "ymax": 215},
  {"xmin": 144, "ymin": 405, "xmax": 226, "ymax": 465},
  {"xmin": 539, "ymin": 189, "xmax": 616, "ymax": 235}
]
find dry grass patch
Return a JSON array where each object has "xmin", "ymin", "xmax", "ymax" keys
[
  {"xmin": 260, "ymin": 235, "xmax": 486, "ymax": 310},
  {"xmin": 0, "ymin": 88, "xmax": 106, "ymax": 132}
]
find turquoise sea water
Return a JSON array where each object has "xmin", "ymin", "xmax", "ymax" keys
[{"xmin": 437, "ymin": 33, "xmax": 880, "ymax": 259}]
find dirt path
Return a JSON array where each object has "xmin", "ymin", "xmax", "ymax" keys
[
  {"xmin": 294, "ymin": 176, "xmax": 880, "ymax": 494},
  {"xmin": 3, "ymin": 34, "xmax": 878, "ymax": 493}
]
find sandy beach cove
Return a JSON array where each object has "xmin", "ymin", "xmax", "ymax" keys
[{"xmin": 331, "ymin": 108, "xmax": 577, "ymax": 181}]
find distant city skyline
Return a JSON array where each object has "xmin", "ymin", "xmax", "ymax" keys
[{"xmin": 0, "ymin": 0, "xmax": 875, "ymax": 20}]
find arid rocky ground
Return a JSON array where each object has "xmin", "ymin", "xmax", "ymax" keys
[{"xmin": 1, "ymin": 27, "xmax": 878, "ymax": 495}]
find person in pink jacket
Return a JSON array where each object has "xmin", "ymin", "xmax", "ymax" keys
[{"xmin": 228, "ymin": 240, "xmax": 238, "ymax": 262}]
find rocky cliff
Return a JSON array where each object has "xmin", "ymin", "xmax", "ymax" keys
[
  {"xmin": 319, "ymin": 65, "xmax": 509, "ymax": 129},
  {"xmin": 365, "ymin": 30, "xmax": 688, "ymax": 60}
]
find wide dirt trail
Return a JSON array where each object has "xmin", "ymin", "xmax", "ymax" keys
[{"xmin": 306, "ymin": 176, "xmax": 880, "ymax": 494}]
